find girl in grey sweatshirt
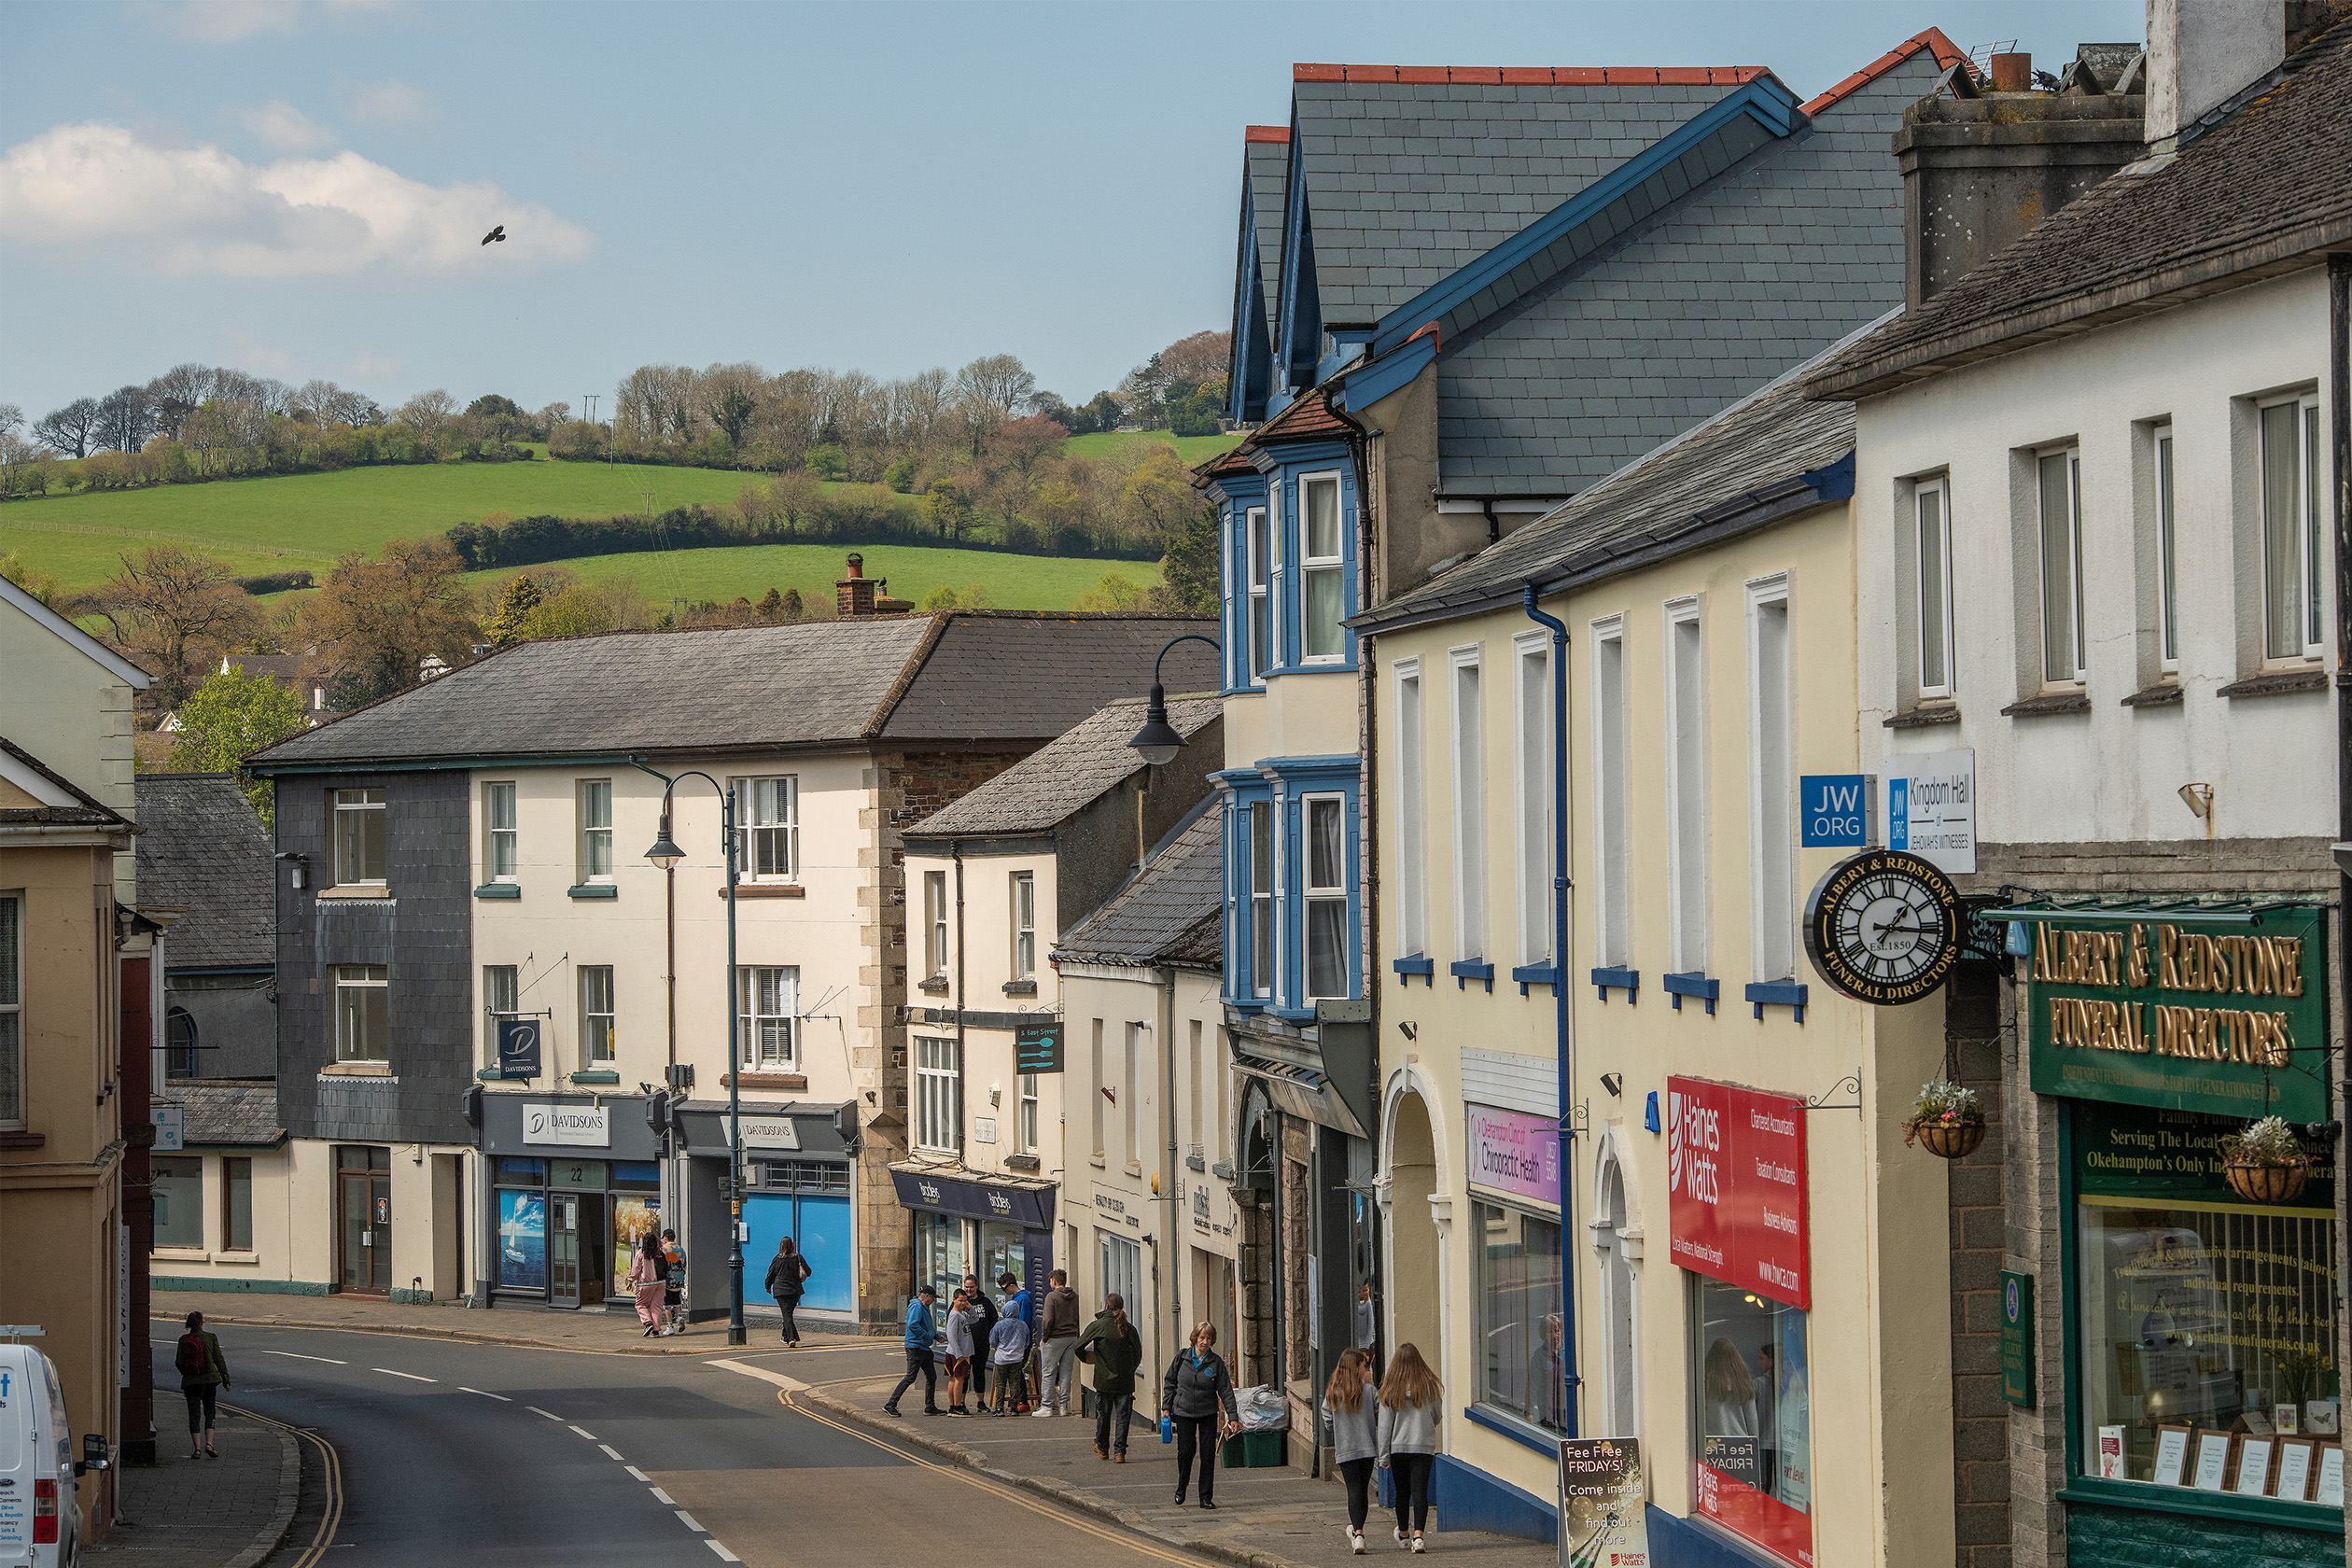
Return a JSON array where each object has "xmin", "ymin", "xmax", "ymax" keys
[
  {"xmin": 1323, "ymin": 1349, "xmax": 1379, "ymax": 1553},
  {"xmin": 1377, "ymin": 1342, "xmax": 1444, "ymax": 1553}
]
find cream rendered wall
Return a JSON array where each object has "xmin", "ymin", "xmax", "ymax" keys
[
  {"xmin": 1223, "ymin": 666, "xmax": 1359, "ymax": 770},
  {"xmin": 1853, "ymin": 268, "xmax": 2336, "ymax": 838},
  {"xmin": 1373, "ymin": 500, "xmax": 1958, "ymax": 1563},
  {"xmin": 147, "ymin": 1149, "xmax": 296, "ymax": 1286},
  {"xmin": 0, "ymin": 590, "xmax": 145, "ymax": 898},
  {"xmin": 282, "ymin": 1140, "xmax": 338, "ymax": 1287}
]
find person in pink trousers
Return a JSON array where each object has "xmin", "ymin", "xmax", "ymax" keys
[{"xmin": 628, "ymin": 1232, "xmax": 666, "ymax": 1337}]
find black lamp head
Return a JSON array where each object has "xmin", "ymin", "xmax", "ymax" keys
[{"xmin": 1127, "ymin": 683, "xmax": 1183, "ymax": 767}]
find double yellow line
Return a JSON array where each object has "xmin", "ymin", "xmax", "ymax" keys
[
  {"xmin": 780, "ymin": 1381, "xmax": 1198, "ymax": 1566},
  {"xmin": 223, "ymin": 1402, "xmax": 343, "ymax": 1568}
]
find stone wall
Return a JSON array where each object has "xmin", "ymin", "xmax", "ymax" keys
[{"xmin": 1947, "ymin": 958, "xmax": 2012, "ymax": 1568}]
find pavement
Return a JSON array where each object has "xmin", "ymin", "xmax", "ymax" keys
[
  {"xmin": 82, "ymin": 1407, "xmax": 299, "ymax": 1568},
  {"xmin": 151, "ymin": 1287, "xmax": 839, "ymax": 1357},
  {"xmin": 803, "ymin": 1376, "xmax": 1558, "ymax": 1568}
]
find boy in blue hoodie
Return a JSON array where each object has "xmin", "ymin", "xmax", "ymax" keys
[
  {"xmin": 987, "ymin": 1309, "xmax": 1031, "ymax": 1414},
  {"xmin": 884, "ymin": 1285, "xmax": 941, "ymax": 1417}
]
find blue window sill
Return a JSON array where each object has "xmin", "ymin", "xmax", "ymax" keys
[
  {"xmin": 567, "ymin": 884, "xmax": 618, "ymax": 900},
  {"xmin": 1461, "ymin": 1404, "xmax": 1561, "ymax": 1457},
  {"xmin": 569, "ymin": 1070, "xmax": 621, "ymax": 1085},
  {"xmin": 1744, "ymin": 980, "xmax": 1808, "ymax": 1023},
  {"xmin": 1509, "ymin": 963, "xmax": 1560, "ymax": 996},
  {"xmin": 1662, "ymin": 972, "xmax": 1718, "ymax": 1015},
  {"xmin": 1392, "ymin": 955, "xmax": 1434, "ymax": 987},
  {"xmin": 1450, "ymin": 959, "xmax": 1494, "ymax": 993},
  {"xmin": 473, "ymin": 884, "xmax": 520, "ymax": 900},
  {"xmin": 1590, "ymin": 966, "xmax": 1639, "ymax": 1003}
]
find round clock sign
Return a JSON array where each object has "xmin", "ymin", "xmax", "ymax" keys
[{"xmin": 1802, "ymin": 849, "xmax": 1963, "ymax": 1004}]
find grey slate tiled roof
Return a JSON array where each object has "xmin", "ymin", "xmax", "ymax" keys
[
  {"xmin": 246, "ymin": 611, "xmax": 1218, "ymax": 767},
  {"xmin": 904, "ymin": 696, "xmax": 1220, "ymax": 839},
  {"xmin": 161, "ymin": 1081, "xmax": 285, "ymax": 1147},
  {"xmin": 1808, "ymin": 17, "xmax": 2352, "ymax": 399},
  {"xmin": 1247, "ymin": 133, "xmax": 1289, "ymax": 346},
  {"xmin": 1053, "ymin": 803, "xmax": 1224, "ymax": 972},
  {"xmin": 1363, "ymin": 318, "xmax": 1872, "ymax": 629},
  {"xmin": 1433, "ymin": 49, "xmax": 1942, "ymax": 494},
  {"xmin": 135, "ymin": 774, "xmax": 274, "ymax": 970},
  {"xmin": 1296, "ymin": 78, "xmax": 1745, "ymax": 323}
]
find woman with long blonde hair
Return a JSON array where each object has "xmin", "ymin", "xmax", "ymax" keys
[
  {"xmin": 1323, "ymin": 1347, "xmax": 1379, "ymax": 1554},
  {"xmin": 1377, "ymin": 1342, "xmax": 1443, "ymax": 1552}
]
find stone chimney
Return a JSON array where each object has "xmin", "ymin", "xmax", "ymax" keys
[
  {"xmin": 1896, "ymin": 49, "xmax": 2146, "ymax": 308},
  {"xmin": 833, "ymin": 553, "xmax": 916, "ymax": 617},
  {"xmin": 2144, "ymin": 0, "xmax": 2287, "ymax": 147}
]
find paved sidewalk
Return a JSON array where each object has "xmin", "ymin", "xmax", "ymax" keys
[
  {"xmin": 153, "ymin": 1288, "xmax": 866, "ymax": 1356},
  {"xmin": 82, "ymin": 1410, "xmax": 298, "ymax": 1568},
  {"xmin": 805, "ymin": 1376, "xmax": 1556, "ymax": 1568}
]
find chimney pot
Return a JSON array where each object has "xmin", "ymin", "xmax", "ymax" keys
[
  {"xmin": 1989, "ymin": 51, "xmax": 2032, "ymax": 92},
  {"xmin": 845, "ymin": 553, "xmax": 864, "ymax": 579}
]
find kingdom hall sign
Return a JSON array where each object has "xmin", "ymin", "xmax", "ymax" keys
[{"xmin": 2023, "ymin": 909, "xmax": 2329, "ymax": 1122}]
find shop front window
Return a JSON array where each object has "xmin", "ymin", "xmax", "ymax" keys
[
  {"xmin": 917, "ymin": 1211, "xmax": 966, "ymax": 1314},
  {"xmin": 981, "ymin": 1222, "xmax": 1027, "ymax": 1297},
  {"xmin": 1473, "ymin": 1200, "xmax": 1565, "ymax": 1435},
  {"xmin": 496, "ymin": 1160, "xmax": 547, "ymax": 1291},
  {"xmin": 152, "ymin": 1155, "xmax": 204, "ymax": 1248},
  {"xmin": 2074, "ymin": 1102, "xmax": 2341, "ymax": 1507},
  {"xmin": 1690, "ymin": 1275, "xmax": 1812, "ymax": 1565}
]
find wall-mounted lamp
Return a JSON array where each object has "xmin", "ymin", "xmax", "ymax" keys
[
  {"xmin": 1600, "ymin": 1073, "xmax": 1623, "ymax": 1098},
  {"xmin": 987, "ymin": 1084, "xmax": 1001, "ymax": 1108},
  {"xmin": 275, "ymin": 850, "xmax": 308, "ymax": 889},
  {"xmin": 2177, "ymin": 782, "xmax": 2214, "ymax": 841}
]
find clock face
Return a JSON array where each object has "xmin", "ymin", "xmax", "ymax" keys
[{"xmin": 1803, "ymin": 850, "xmax": 1963, "ymax": 1004}]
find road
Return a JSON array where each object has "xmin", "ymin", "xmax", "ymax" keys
[{"xmin": 197, "ymin": 1323, "xmax": 1194, "ymax": 1567}]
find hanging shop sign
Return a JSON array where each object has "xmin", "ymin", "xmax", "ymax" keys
[
  {"xmin": 1464, "ymin": 1104, "xmax": 1561, "ymax": 1210},
  {"xmin": 1880, "ymin": 749, "xmax": 1975, "ymax": 874},
  {"xmin": 497, "ymin": 1018, "xmax": 542, "ymax": 1080},
  {"xmin": 1015, "ymin": 1022, "xmax": 1065, "ymax": 1075},
  {"xmin": 150, "ymin": 1104, "xmax": 185, "ymax": 1152},
  {"xmin": 523, "ymin": 1101, "xmax": 610, "ymax": 1147},
  {"xmin": 2023, "ymin": 910, "xmax": 2328, "ymax": 1122},
  {"xmin": 1802, "ymin": 849, "xmax": 1963, "ymax": 1005},
  {"xmin": 1667, "ymin": 1076, "xmax": 1810, "ymax": 1309},
  {"xmin": 1558, "ymin": 1437, "xmax": 1649, "ymax": 1565},
  {"xmin": 1798, "ymin": 774, "xmax": 1875, "ymax": 848}
]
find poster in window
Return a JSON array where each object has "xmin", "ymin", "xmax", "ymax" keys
[
  {"xmin": 2233, "ymin": 1436, "xmax": 2274, "ymax": 1496},
  {"xmin": 1667, "ymin": 1076, "xmax": 1809, "ymax": 1309},
  {"xmin": 498, "ymin": 1188, "xmax": 546, "ymax": 1290},
  {"xmin": 2191, "ymin": 1431, "xmax": 2231, "ymax": 1491},
  {"xmin": 2318, "ymin": 1445, "xmax": 2345, "ymax": 1505},
  {"xmin": 2276, "ymin": 1438, "xmax": 2317, "ymax": 1501},
  {"xmin": 2150, "ymin": 1425, "xmax": 2191, "ymax": 1486},
  {"xmin": 1774, "ymin": 1305, "xmax": 1812, "ymax": 1512},
  {"xmin": 611, "ymin": 1197, "xmax": 659, "ymax": 1288}
]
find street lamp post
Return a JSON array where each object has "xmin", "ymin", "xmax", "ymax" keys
[
  {"xmin": 1124, "ymin": 634, "xmax": 1221, "ymax": 765},
  {"xmin": 645, "ymin": 772, "xmax": 748, "ymax": 1348}
]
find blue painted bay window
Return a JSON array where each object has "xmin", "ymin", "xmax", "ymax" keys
[
  {"xmin": 1213, "ymin": 448, "xmax": 1359, "ymax": 691},
  {"xmin": 1219, "ymin": 758, "xmax": 1362, "ymax": 1018}
]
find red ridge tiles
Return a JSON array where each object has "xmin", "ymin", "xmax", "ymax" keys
[
  {"xmin": 1800, "ymin": 28, "xmax": 1967, "ymax": 117},
  {"xmin": 1244, "ymin": 125, "xmax": 1291, "ymax": 143},
  {"xmin": 1294, "ymin": 63, "xmax": 1769, "ymax": 86}
]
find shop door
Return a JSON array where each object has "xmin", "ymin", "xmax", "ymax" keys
[
  {"xmin": 549, "ymin": 1192, "xmax": 581, "ymax": 1309},
  {"xmin": 337, "ymin": 1146, "xmax": 392, "ymax": 1294}
]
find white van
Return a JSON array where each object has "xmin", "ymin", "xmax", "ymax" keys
[{"xmin": 0, "ymin": 1342, "xmax": 98, "ymax": 1568}]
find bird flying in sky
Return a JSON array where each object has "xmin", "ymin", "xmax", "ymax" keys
[{"xmin": 481, "ymin": 225, "xmax": 507, "ymax": 246}]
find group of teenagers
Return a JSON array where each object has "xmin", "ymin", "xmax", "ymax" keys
[
  {"xmin": 623, "ymin": 1226, "xmax": 695, "ymax": 1337},
  {"xmin": 882, "ymin": 1269, "xmax": 1448, "ymax": 1554}
]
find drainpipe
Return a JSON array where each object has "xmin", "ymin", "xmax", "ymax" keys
[
  {"xmin": 1163, "ymin": 963, "xmax": 1183, "ymax": 1368},
  {"xmin": 2329, "ymin": 254, "xmax": 2348, "ymax": 1316},
  {"xmin": 954, "ymin": 841, "xmax": 968, "ymax": 1165},
  {"xmin": 1522, "ymin": 581, "xmax": 1582, "ymax": 1439}
]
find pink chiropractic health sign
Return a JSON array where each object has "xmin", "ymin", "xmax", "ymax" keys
[{"xmin": 1465, "ymin": 1104, "xmax": 1561, "ymax": 1209}]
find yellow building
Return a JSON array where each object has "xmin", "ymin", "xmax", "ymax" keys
[{"xmin": 1352, "ymin": 345, "xmax": 1966, "ymax": 1563}]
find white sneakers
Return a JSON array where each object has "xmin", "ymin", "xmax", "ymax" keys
[
  {"xmin": 1031, "ymin": 1406, "xmax": 1055, "ymax": 1418},
  {"xmin": 1410, "ymin": 1539, "xmax": 1426, "ymax": 1554},
  {"xmin": 1347, "ymin": 1526, "xmax": 1365, "ymax": 1555}
]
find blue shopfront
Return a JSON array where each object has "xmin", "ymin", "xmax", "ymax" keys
[
  {"xmin": 679, "ymin": 1100, "xmax": 859, "ymax": 1324},
  {"xmin": 889, "ymin": 1164, "xmax": 1057, "ymax": 1305}
]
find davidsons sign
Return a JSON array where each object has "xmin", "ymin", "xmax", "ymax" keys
[{"xmin": 2014, "ymin": 903, "xmax": 2329, "ymax": 1122}]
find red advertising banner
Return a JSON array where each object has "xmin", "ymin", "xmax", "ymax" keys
[{"xmin": 1667, "ymin": 1076, "xmax": 1809, "ymax": 1309}]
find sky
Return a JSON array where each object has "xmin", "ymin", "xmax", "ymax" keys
[{"xmin": 0, "ymin": 0, "xmax": 2145, "ymax": 423}]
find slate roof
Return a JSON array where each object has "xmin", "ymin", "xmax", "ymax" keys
[
  {"xmin": 246, "ymin": 611, "xmax": 1219, "ymax": 768},
  {"xmin": 1808, "ymin": 17, "xmax": 2352, "ymax": 399},
  {"xmin": 1052, "ymin": 802, "xmax": 1224, "ymax": 972},
  {"xmin": 0, "ymin": 735, "xmax": 133, "ymax": 828},
  {"xmin": 1357, "ymin": 316, "xmax": 1876, "ymax": 631},
  {"xmin": 135, "ymin": 774, "xmax": 274, "ymax": 970},
  {"xmin": 1245, "ymin": 127, "xmax": 1290, "ymax": 348},
  {"xmin": 904, "ymin": 696, "xmax": 1221, "ymax": 839},
  {"xmin": 161, "ymin": 1081, "xmax": 285, "ymax": 1147}
]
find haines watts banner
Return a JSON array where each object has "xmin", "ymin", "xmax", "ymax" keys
[{"xmin": 1667, "ymin": 1076, "xmax": 1810, "ymax": 1309}]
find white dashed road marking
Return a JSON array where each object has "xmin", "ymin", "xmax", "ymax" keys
[
  {"xmin": 705, "ymin": 1543, "xmax": 740, "ymax": 1562},
  {"xmin": 527, "ymin": 1407, "xmax": 563, "ymax": 1421},
  {"xmin": 676, "ymin": 1511, "xmax": 706, "ymax": 1533},
  {"xmin": 259, "ymin": 1351, "xmax": 347, "ymax": 1365},
  {"xmin": 651, "ymin": 1488, "xmax": 675, "ymax": 1505},
  {"xmin": 600, "ymin": 1445, "xmax": 624, "ymax": 1461},
  {"xmin": 624, "ymin": 1466, "xmax": 650, "ymax": 1482},
  {"xmin": 460, "ymin": 1387, "xmax": 510, "ymax": 1401},
  {"xmin": 569, "ymin": 1424, "xmax": 597, "ymax": 1440},
  {"xmin": 373, "ymin": 1368, "xmax": 436, "ymax": 1382}
]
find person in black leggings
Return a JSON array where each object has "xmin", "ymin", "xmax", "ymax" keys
[
  {"xmin": 1323, "ymin": 1349, "xmax": 1379, "ymax": 1553},
  {"xmin": 175, "ymin": 1310, "xmax": 231, "ymax": 1459},
  {"xmin": 1161, "ymin": 1322, "xmax": 1240, "ymax": 1508},
  {"xmin": 1376, "ymin": 1341, "xmax": 1443, "ymax": 1552}
]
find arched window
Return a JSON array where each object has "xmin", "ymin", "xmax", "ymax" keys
[{"xmin": 165, "ymin": 1006, "xmax": 196, "ymax": 1079}]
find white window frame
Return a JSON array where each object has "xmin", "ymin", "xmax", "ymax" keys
[
  {"xmin": 1663, "ymin": 598, "xmax": 1707, "ymax": 974},
  {"xmin": 332, "ymin": 787, "xmax": 385, "ymax": 885},
  {"xmin": 578, "ymin": 778, "xmax": 613, "ymax": 884},
  {"xmin": 1590, "ymin": 617, "xmax": 1628, "ymax": 969},
  {"xmin": 1089, "ymin": 1019, "xmax": 1106, "ymax": 1158},
  {"xmin": 1247, "ymin": 803, "xmax": 1274, "ymax": 999},
  {"xmin": 483, "ymin": 963, "xmax": 519, "ymax": 1057},
  {"xmin": 1450, "ymin": 645, "xmax": 1486, "ymax": 962},
  {"xmin": 916, "ymin": 1035, "xmax": 960, "ymax": 1152},
  {"xmin": 1912, "ymin": 479, "xmax": 1955, "ymax": 699},
  {"xmin": 333, "ymin": 964, "xmax": 388, "ymax": 1063},
  {"xmin": 1393, "ymin": 659, "xmax": 1426, "ymax": 957},
  {"xmin": 2036, "ymin": 444, "xmax": 2086, "ymax": 685},
  {"xmin": 484, "ymin": 782, "xmax": 518, "ymax": 883},
  {"xmin": 734, "ymin": 775, "xmax": 799, "ymax": 882},
  {"xmin": 1122, "ymin": 1022, "xmax": 1141, "ymax": 1169},
  {"xmin": 923, "ymin": 869, "xmax": 948, "ymax": 978},
  {"xmin": 1301, "ymin": 791, "xmax": 1350, "ymax": 1001},
  {"xmin": 2259, "ymin": 392, "xmax": 2325, "ymax": 662},
  {"xmin": 1011, "ymin": 871, "xmax": 1036, "ymax": 979},
  {"xmin": 1018, "ymin": 1071, "xmax": 1040, "ymax": 1153},
  {"xmin": 1246, "ymin": 506, "xmax": 1274, "ymax": 681},
  {"xmin": 1298, "ymin": 470, "xmax": 1346, "ymax": 665},
  {"xmin": 735, "ymin": 964, "xmax": 798, "ymax": 1069},
  {"xmin": 2151, "ymin": 427, "xmax": 2179, "ymax": 674},
  {"xmin": 1511, "ymin": 629, "xmax": 1553, "ymax": 970},
  {"xmin": 581, "ymin": 965, "xmax": 615, "ymax": 1066},
  {"xmin": 1745, "ymin": 576, "xmax": 1796, "ymax": 985},
  {"xmin": 0, "ymin": 891, "xmax": 21, "ymax": 1129}
]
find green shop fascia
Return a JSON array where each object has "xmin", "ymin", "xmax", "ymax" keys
[{"xmin": 2001, "ymin": 898, "xmax": 2342, "ymax": 1557}]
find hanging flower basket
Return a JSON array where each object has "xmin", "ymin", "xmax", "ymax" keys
[
  {"xmin": 1903, "ymin": 1079, "xmax": 1985, "ymax": 1158},
  {"xmin": 2219, "ymin": 1116, "xmax": 2309, "ymax": 1204},
  {"xmin": 1913, "ymin": 1120, "xmax": 1987, "ymax": 1160},
  {"xmin": 2224, "ymin": 1158, "xmax": 2309, "ymax": 1204}
]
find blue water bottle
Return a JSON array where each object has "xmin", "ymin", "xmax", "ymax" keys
[{"xmin": 1161, "ymin": 1412, "xmax": 1173, "ymax": 1444}]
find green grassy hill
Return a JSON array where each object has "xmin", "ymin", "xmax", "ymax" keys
[
  {"xmin": 469, "ymin": 543, "xmax": 1155, "ymax": 612},
  {"xmin": 1062, "ymin": 429, "xmax": 1242, "ymax": 465}
]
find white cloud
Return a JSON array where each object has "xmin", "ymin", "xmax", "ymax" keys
[
  {"xmin": 171, "ymin": 1, "xmax": 301, "ymax": 41},
  {"xmin": 230, "ymin": 98, "xmax": 333, "ymax": 153},
  {"xmin": 349, "ymin": 79, "xmax": 433, "ymax": 129},
  {"xmin": 0, "ymin": 121, "xmax": 595, "ymax": 278}
]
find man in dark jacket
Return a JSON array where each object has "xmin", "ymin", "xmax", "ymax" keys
[
  {"xmin": 960, "ymin": 1274, "xmax": 1000, "ymax": 1411},
  {"xmin": 1072, "ymin": 1295, "xmax": 1143, "ymax": 1461},
  {"xmin": 1160, "ymin": 1323, "xmax": 1241, "ymax": 1509},
  {"xmin": 1034, "ymin": 1269, "xmax": 1082, "ymax": 1417}
]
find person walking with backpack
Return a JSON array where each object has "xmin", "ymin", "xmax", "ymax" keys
[
  {"xmin": 1161, "ymin": 1322, "xmax": 1240, "ymax": 1509},
  {"xmin": 175, "ymin": 1310, "xmax": 230, "ymax": 1459},
  {"xmin": 883, "ymin": 1284, "xmax": 941, "ymax": 1418},
  {"xmin": 1323, "ymin": 1348, "xmax": 1378, "ymax": 1554},
  {"xmin": 1072, "ymin": 1292, "xmax": 1142, "ymax": 1462},
  {"xmin": 627, "ymin": 1232, "xmax": 666, "ymax": 1337},
  {"xmin": 1377, "ymin": 1342, "xmax": 1444, "ymax": 1553},
  {"xmin": 1034, "ymin": 1268, "xmax": 1081, "ymax": 1418},
  {"xmin": 764, "ymin": 1237, "xmax": 812, "ymax": 1346},
  {"xmin": 659, "ymin": 1229, "xmax": 687, "ymax": 1336}
]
